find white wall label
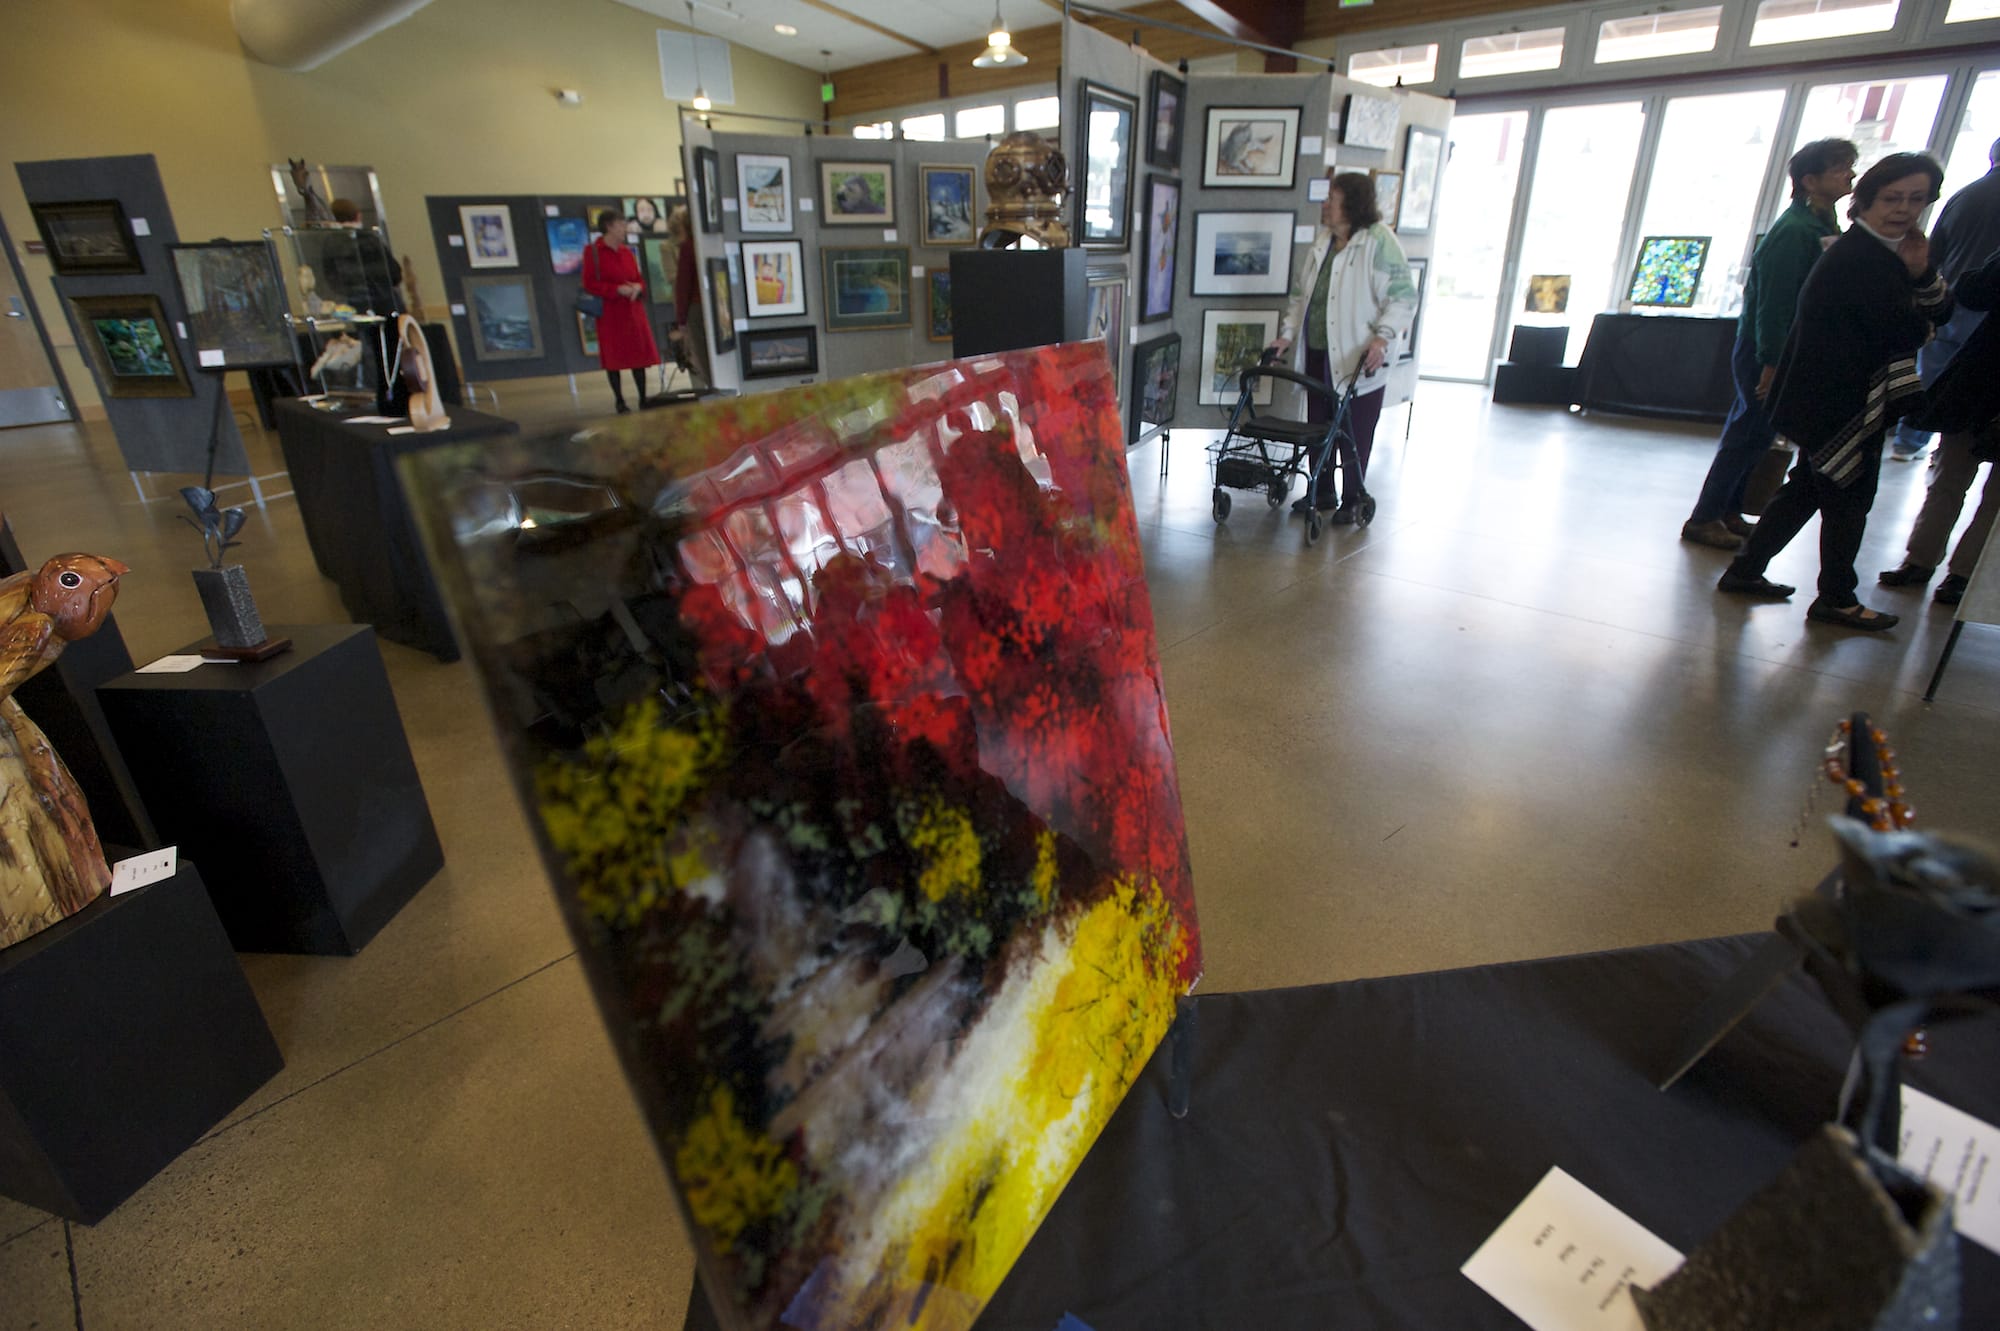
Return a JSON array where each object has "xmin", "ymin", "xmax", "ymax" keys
[
  {"xmin": 448, "ymin": 234, "xmax": 465, "ymax": 247},
  {"xmin": 733, "ymin": 317, "xmax": 749, "ymax": 331},
  {"xmin": 1308, "ymin": 178, "xmax": 1330, "ymax": 201},
  {"xmin": 175, "ymin": 322, "xmax": 187, "ymax": 339},
  {"xmin": 130, "ymin": 217, "xmax": 151, "ymax": 236},
  {"xmin": 450, "ymin": 302, "xmax": 466, "ymax": 315},
  {"xmin": 199, "ymin": 349, "xmax": 226, "ymax": 367},
  {"xmin": 1294, "ymin": 224, "xmax": 1316, "ymax": 244},
  {"xmin": 910, "ymin": 265, "xmax": 926, "ymax": 277},
  {"xmin": 545, "ymin": 204, "xmax": 560, "ymax": 216},
  {"xmin": 1300, "ymin": 135, "xmax": 1323, "ymax": 157},
  {"xmin": 110, "ymin": 846, "xmax": 177, "ymax": 895},
  {"xmin": 722, "ymin": 198, "xmax": 738, "ymax": 212},
  {"xmin": 883, "ymin": 228, "xmax": 898, "ymax": 242},
  {"xmin": 799, "ymin": 198, "xmax": 815, "ymax": 212}
]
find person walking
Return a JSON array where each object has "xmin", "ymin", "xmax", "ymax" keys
[
  {"xmin": 1717, "ymin": 153, "xmax": 1954, "ymax": 632},
  {"xmin": 1681, "ymin": 139, "xmax": 1857, "ymax": 551},
  {"xmin": 582, "ymin": 210, "xmax": 659, "ymax": 413},
  {"xmin": 1270, "ymin": 171, "xmax": 1416, "ymax": 524},
  {"xmin": 1887, "ymin": 139, "xmax": 2000, "ymax": 462}
]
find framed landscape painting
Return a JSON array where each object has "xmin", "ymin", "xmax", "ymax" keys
[
  {"xmin": 1197, "ymin": 307, "xmax": 1279, "ymax": 406},
  {"xmin": 738, "ymin": 323, "xmax": 818, "ymax": 378},
  {"xmin": 168, "ymin": 239, "xmax": 293, "ymax": 369},
  {"xmin": 642, "ymin": 237, "xmax": 676, "ymax": 306},
  {"xmin": 1190, "ymin": 211, "xmax": 1294, "ymax": 297},
  {"xmin": 736, "ymin": 154, "xmax": 794, "ymax": 234},
  {"xmin": 31, "ymin": 199, "xmax": 142, "ymax": 276},
  {"xmin": 1203, "ymin": 106, "xmax": 1301, "ymax": 189},
  {"xmin": 462, "ymin": 274, "xmax": 543, "ymax": 360},
  {"xmin": 820, "ymin": 160, "xmax": 896, "ymax": 227},
  {"xmin": 69, "ymin": 293, "xmax": 192, "ymax": 398},
  {"xmin": 920, "ymin": 165, "xmax": 977, "ymax": 246},
  {"xmin": 820, "ymin": 245, "xmax": 910, "ymax": 332},
  {"xmin": 742, "ymin": 239, "xmax": 806, "ymax": 318}
]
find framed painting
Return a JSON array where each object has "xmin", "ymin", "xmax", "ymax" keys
[
  {"xmin": 1202, "ymin": 106, "xmax": 1301, "ymax": 189},
  {"xmin": 1398, "ymin": 125, "xmax": 1444, "ymax": 235},
  {"xmin": 461, "ymin": 274, "xmax": 544, "ymax": 360},
  {"xmin": 1197, "ymin": 307, "xmax": 1279, "ymax": 406},
  {"xmin": 642, "ymin": 237, "xmax": 676, "ymax": 306},
  {"xmin": 919, "ymin": 165, "xmax": 977, "ymax": 247},
  {"xmin": 1146, "ymin": 69, "xmax": 1186, "ymax": 170},
  {"xmin": 1525, "ymin": 273, "xmax": 1572, "ymax": 314},
  {"xmin": 1077, "ymin": 82, "xmax": 1137, "ymax": 248},
  {"xmin": 31, "ymin": 199, "xmax": 143, "ymax": 276},
  {"xmin": 460, "ymin": 204, "xmax": 519, "ymax": 269},
  {"xmin": 738, "ymin": 323, "xmax": 818, "ymax": 378},
  {"xmin": 819, "ymin": 160, "xmax": 896, "ymax": 227},
  {"xmin": 1139, "ymin": 175, "xmax": 1180, "ymax": 324},
  {"xmin": 820, "ymin": 245, "xmax": 910, "ymax": 332},
  {"xmin": 167, "ymin": 239, "xmax": 293, "ymax": 370},
  {"xmin": 1369, "ymin": 170, "xmax": 1403, "ymax": 229},
  {"xmin": 1629, "ymin": 237, "xmax": 1711, "ymax": 308},
  {"xmin": 742, "ymin": 239, "xmax": 806, "ymax": 318},
  {"xmin": 705, "ymin": 255, "xmax": 736, "ymax": 353},
  {"xmin": 1403, "ymin": 257, "xmax": 1428, "ymax": 362},
  {"xmin": 735, "ymin": 154, "xmax": 794, "ymax": 234},
  {"xmin": 695, "ymin": 147, "xmax": 723, "ymax": 234},
  {"xmin": 68, "ymin": 293, "xmax": 192, "ymax": 398},
  {"xmin": 926, "ymin": 269, "xmax": 953, "ymax": 342},
  {"xmin": 576, "ymin": 310, "xmax": 599, "ymax": 357},
  {"xmin": 624, "ymin": 196, "xmax": 671, "ymax": 235},
  {"xmin": 547, "ymin": 216, "xmax": 589, "ymax": 275},
  {"xmin": 1339, "ymin": 92, "xmax": 1399, "ymax": 151},
  {"xmin": 1130, "ymin": 330, "xmax": 1181, "ymax": 443},
  {"xmin": 1190, "ymin": 212, "xmax": 1294, "ymax": 296},
  {"xmin": 1086, "ymin": 268, "xmax": 1127, "ymax": 399}
]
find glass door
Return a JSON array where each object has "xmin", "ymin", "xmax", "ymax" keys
[
  {"xmin": 0, "ymin": 218, "xmax": 71, "ymax": 428},
  {"xmin": 1424, "ymin": 110, "xmax": 1529, "ymax": 380},
  {"xmin": 1633, "ymin": 88, "xmax": 1790, "ymax": 315}
]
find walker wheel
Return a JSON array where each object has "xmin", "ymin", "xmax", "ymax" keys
[
  {"xmin": 1212, "ymin": 489, "xmax": 1231, "ymax": 522},
  {"xmin": 1266, "ymin": 477, "xmax": 1288, "ymax": 509},
  {"xmin": 1305, "ymin": 511, "xmax": 1322, "ymax": 546},
  {"xmin": 1357, "ymin": 496, "xmax": 1377, "ymax": 527}
]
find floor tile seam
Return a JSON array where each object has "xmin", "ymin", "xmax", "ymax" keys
[
  {"xmin": 1, "ymin": 1216, "xmax": 55, "ymax": 1248},
  {"xmin": 193, "ymin": 950, "xmax": 579, "ymax": 1147},
  {"xmin": 64, "ymin": 1220, "xmax": 82, "ymax": 1330}
]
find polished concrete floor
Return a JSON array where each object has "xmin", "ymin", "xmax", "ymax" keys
[{"xmin": 2, "ymin": 376, "xmax": 1994, "ymax": 1329}]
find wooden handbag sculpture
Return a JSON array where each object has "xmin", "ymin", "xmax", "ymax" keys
[{"xmin": 397, "ymin": 313, "xmax": 449, "ymax": 433}]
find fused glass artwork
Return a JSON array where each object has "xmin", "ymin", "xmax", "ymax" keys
[
  {"xmin": 402, "ymin": 343, "xmax": 1202, "ymax": 1331},
  {"xmin": 1628, "ymin": 235, "xmax": 1711, "ymax": 308}
]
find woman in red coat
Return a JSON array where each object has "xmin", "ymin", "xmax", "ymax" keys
[{"xmin": 582, "ymin": 211, "xmax": 659, "ymax": 412}]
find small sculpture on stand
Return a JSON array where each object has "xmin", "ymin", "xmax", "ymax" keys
[
  {"xmin": 980, "ymin": 130, "xmax": 1070, "ymax": 249},
  {"xmin": 394, "ymin": 314, "xmax": 450, "ymax": 433},
  {"xmin": 180, "ymin": 488, "xmax": 289, "ymax": 662},
  {"xmin": 0, "ymin": 553, "xmax": 129, "ymax": 949}
]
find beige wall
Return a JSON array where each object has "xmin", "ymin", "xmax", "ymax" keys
[{"xmin": 0, "ymin": 0, "xmax": 821, "ymax": 408}]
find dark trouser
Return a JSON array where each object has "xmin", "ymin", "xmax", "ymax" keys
[
  {"xmin": 606, "ymin": 368, "xmax": 646, "ymax": 405},
  {"xmin": 1689, "ymin": 332, "xmax": 1776, "ymax": 523},
  {"xmin": 1303, "ymin": 347, "xmax": 1386, "ymax": 509},
  {"xmin": 1728, "ymin": 436, "xmax": 1884, "ymax": 604}
]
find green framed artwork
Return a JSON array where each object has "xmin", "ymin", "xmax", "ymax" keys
[
  {"xmin": 68, "ymin": 293, "xmax": 193, "ymax": 398},
  {"xmin": 820, "ymin": 245, "xmax": 910, "ymax": 333},
  {"xmin": 642, "ymin": 237, "xmax": 676, "ymax": 307},
  {"xmin": 577, "ymin": 311, "xmax": 599, "ymax": 357},
  {"xmin": 926, "ymin": 269, "xmax": 953, "ymax": 342}
]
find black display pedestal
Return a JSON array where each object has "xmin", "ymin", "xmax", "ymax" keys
[
  {"xmin": 0, "ymin": 856, "xmax": 282, "ymax": 1223},
  {"xmin": 1493, "ymin": 362, "xmax": 1581, "ymax": 406},
  {"xmin": 1575, "ymin": 312, "xmax": 1736, "ymax": 422},
  {"xmin": 97, "ymin": 624, "xmax": 443, "ymax": 955},
  {"xmin": 949, "ymin": 250, "xmax": 1091, "ymax": 358}
]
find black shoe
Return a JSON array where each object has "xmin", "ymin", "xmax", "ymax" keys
[
  {"xmin": 1717, "ymin": 567, "xmax": 1795, "ymax": 599},
  {"xmin": 1326, "ymin": 505, "xmax": 1358, "ymax": 526},
  {"xmin": 615, "ymin": 400, "xmax": 632, "ymax": 414},
  {"xmin": 1877, "ymin": 563, "xmax": 1933, "ymax": 587},
  {"xmin": 1806, "ymin": 598, "xmax": 1898, "ymax": 631},
  {"xmin": 1290, "ymin": 496, "xmax": 1313, "ymax": 517},
  {"xmin": 1935, "ymin": 574, "xmax": 1968, "ymax": 605}
]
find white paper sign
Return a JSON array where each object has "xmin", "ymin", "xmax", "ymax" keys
[
  {"xmin": 450, "ymin": 302, "xmax": 466, "ymax": 315},
  {"xmin": 1301, "ymin": 135, "xmax": 1324, "ymax": 156},
  {"xmin": 733, "ymin": 317, "xmax": 749, "ymax": 331},
  {"xmin": 545, "ymin": 204, "xmax": 560, "ymax": 216},
  {"xmin": 722, "ymin": 198, "xmax": 738, "ymax": 212},
  {"xmin": 386, "ymin": 425, "xmax": 418, "ymax": 435},
  {"xmin": 911, "ymin": 265, "xmax": 926, "ymax": 277},
  {"xmin": 343, "ymin": 415, "xmax": 402, "ymax": 425},
  {"xmin": 799, "ymin": 198, "xmax": 815, "ymax": 213},
  {"xmin": 1308, "ymin": 178, "xmax": 1331, "ymax": 201},
  {"xmin": 198, "ymin": 349, "xmax": 225, "ymax": 367},
  {"xmin": 883, "ymin": 228, "xmax": 898, "ymax": 242},
  {"xmin": 110, "ymin": 846, "xmax": 177, "ymax": 895},
  {"xmin": 1461, "ymin": 1168, "xmax": 1682, "ymax": 1331},
  {"xmin": 175, "ymin": 322, "xmax": 187, "ymax": 339},
  {"xmin": 448, "ymin": 234, "xmax": 465, "ymax": 247},
  {"xmin": 1901, "ymin": 1087, "xmax": 2000, "ymax": 1256},
  {"xmin": 1293, "ymin": 224, "xmax": 1316, "ymax": 244},
  {"xmin": 130, "ymin": 217, "xmax": 151, "ymax": 236},
  {"xmin": 137, "ymin": 654, "xmax": 208, "ymax": 674}
]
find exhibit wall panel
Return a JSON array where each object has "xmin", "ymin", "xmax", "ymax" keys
[{"xmin": 0, "ymin": 0, "xmax": 820, "ymax": 408}]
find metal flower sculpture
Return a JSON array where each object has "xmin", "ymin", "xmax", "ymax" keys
[
  {"xmin": 178, "ymin": 487, "xmax": 270, "ymax": 653},
  {"xmin": 178, "ymin": 486, "xmax": 247, "ymax": 571}
]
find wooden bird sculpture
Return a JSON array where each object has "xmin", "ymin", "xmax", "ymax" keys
[{"xmin": 0, "ymin": 553, "xmax": 130, "ymax": 949}]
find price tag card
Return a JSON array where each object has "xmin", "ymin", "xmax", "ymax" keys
[
  {"xmin": 1300, "ymin": 135, "xmax": 1324, "ymax": 157},
  {"xmin": 130, "ymin": 217, "xmax": 151, "ymax": 236},
  {"xmin": 1901, "ymin": 1087, "xmax": 2000, "ymax": 1255},
  {"xmin": 450, "ymin": 303, "xmax": 466, "ymax": 315},
  {"xmin": 911, "ymin": 265, "xmax": 926, "ymax": 277},
  {"xmin": 1308, "ymin": 178, "xmax": 1331, "ymax": 202},
  {"xmin": 1461, "ymin": 1167, "xmax": 1682, "ymax": 1331},
  {"xmin": 1293, "ymin": 224, "xmax": 1316, "ymax": 244},
  {"xmin": 545, "ymin": 204, "xmax": 560, "ymax": 216},
  {"xmin": 722, "ymin": 198, "xmax": 739, "ymax": 212},
  {"xmin": 199, "ymin": 349, "xmax": 226, "ymax": 367},
  {"xmin": 448, "ymin": 234, "xmax": 465, "ymax": 247},
  {"xmin": 799, "ymin": 198, "xmax": 815, "ymax": 212},
  {"xmin": 883, "ymin": 228, "xmax": 898, "ymax": 242},
  {"xmin": 137, "ymin": 654, "xmax": 207, "ymax": 674},
  {"xmin": 110, "ymin": 846, "xmax": 177, "ymax": 895}
]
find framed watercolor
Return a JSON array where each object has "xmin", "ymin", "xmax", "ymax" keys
[
  {"xmin": 926, "ymin": 270, "xmax": 954, "ymax": 342},
  {"xmin": 1130, "ymin": 331, "xmax": 1181, "ymax": 444},
  {"xmin": 819, "ymin": 160, "xmax": 896, "ymax": 227},
  {"xmin": 167, "ymin": 239, "xmax": 293, "ymax": 370},
  {"xmin": 32, "ymin": 199, "xmax": 143, "ymax": 276},
  {"xmin": 623, "ymin": 196, "xmax": 671, "ymax": 235},
  {"xmin": 576, "ymin": 310, "xmax": 599, "ymax": 357},
  {"xmin": 742, "ymin": 239, "xmax": 807, "ymax": 318},
  {"xmin": 1076, "ymin": 82, "xmax": 1137, "ymax": 249},
  {"xmin": 68, "ymin": 293, "xmax": 192, "ymax": 398},
  {"xmin": 1202, "ymin": 106, "xmax": 1301, "ymax": 189},
  {"xmin": 1146, "ymin": 70, "xmax": 1186, "ymax": 170},
  {"xmin": 1189, "ymin": 211, "xmax": 1294, "ymax": 297},
  {"xmin": 1139, "ymin": 175, "xmax": 1180, "ymax": 324},
  {"xmin": 820, "ymin": 245, "xmax": 910, "ymax": 332},
  {"xmin": 1525, "ymin": 273, "xmax": 1572, "ymax": 314},
  {"xmin": 459, "ymin": 204, "xmax": 519, "ymax": 269},
  {"xmin": 461, "ymin": 274, "xmax": 544, "ymax": 360},
  {"xmin": 547, "ymin": 216, "xmax": 589, "ymax": 275},
  {"xmin": 738, "ymin": 324, "xmax": 818, "ymax": 379},
  {"xmin": 735, "ymin": 154, "xmax": 794, "ymax": 234},
  {"xmin": 1628, "ymin": 236, "xmax": 1711, "ymax": 308},
  {"xmin": 704, "ymin": 256, "xmax": 737, "ymax": 353},
  {"xmin": 1402, "ymin": 257, "xmax": 1428, "ymax": 363},
  {"xmin": 694, "ymin": 147, "xmax": 722, "ymax": 234},
  {"xmin": 919, "ymin": 165, "xmax": 978, "ymax": 246},
  {"xmin": 1197, "ymin": 307, "xmax": 1280, "ymax": 406},
  {"xmin": 1339, "ymin": 92, "xmax": 1399, "ymax": 151},
  {"xmin": 1086, "ymin": 268, "xmax": 1127, "ymax": 398},
  {"xmin": 642, "ymin": 237, "xmax": 676, "ymax": 306},
  {"xmin": 1369, "ymin": 170, "xmax": 1403, "ymax": 229},
  {"xmin": 1398, "ymin": 125, "xmax": 1445, "ymax": 235}
]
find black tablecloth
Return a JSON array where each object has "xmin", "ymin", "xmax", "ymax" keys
[
  {"xmin": 1576, "ymin": 313, "xmax": 1737, "ymax": 422},
  {"xmin": 247, "ymin": 323, "xmax": 463, "ymax": 428},
  {"xmin": 684, "ymin": 934, "xmax": 1998, "ymax": 1330},
  {"xmin": 273, "ymin": 398, "xmax": 517, "ymax": 661}
]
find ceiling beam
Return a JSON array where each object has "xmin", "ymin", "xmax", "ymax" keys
[
  {"xmin": 796, "ymin": 0, "xmax": 938, "ymax": 55},
  {"xmin": 1169, "ymin": 0, "xmax": 1297, "ymax": 51}
]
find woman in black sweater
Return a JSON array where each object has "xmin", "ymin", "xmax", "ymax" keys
[{"xmin": 1719, "ymin": 153, "xmax": 1954, "ymax": 631}]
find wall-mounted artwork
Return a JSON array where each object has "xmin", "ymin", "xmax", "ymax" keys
[
  {"xmin": 168, "ymin": 240, "xmax": 293, "ymax": 369},
  {"xmin": 1190, "ymin": 212, "xmax": 1294, "ymax": 296},
  {"xmin": 1086, "ymin": 268, "xmax": 1127, "ymax": 398},
  {"xmin": 1369, "ymin": 170, "xmax": 1403, "ymax": 229},
  {"xmin": 1202, "ymin": 106, "xmax": 1301, "ymax": 189},
  {"xmin": 1147, "ymin": 69, "xmax": 1186, "ymax": 170},
  {"xmin": 1130, "ymin": 330, "xmax": 1181, "ymax": 443},
  {"xmin": 1525, "ymin": 273, "xmax": 1572, "ymax": 314},
  {"xmin": 1628, "ymin": 237, "xmax": 1711, "ymax": 308},
  {"xmin": 1339, "ymin": 92, "xmax": 1399, "ymax": 151},
  {"xmin": 69, "ymin": 294, "xmax": 192, "ymax": 398},
  {"xmin": 461, "ymin": 275, "xmax": 543, "ymax": 360},
  {"xmin": 577, "ymin": 311, "xmax": 599, "ymax": 357},
  {"xmin": 624, "ymin": 196, "xmax": 671, "ymax": 235},
  {"xmin": 742, "ymin": 239, "xmax": 806, "ymax": 319},
  {"xmin": 547, "ymin": 217, "xmax": 589, "ymax": 275},
  {"xmin": 1402, "ymin": 257, "xmax": 1428, "ymax": 362},
  {"xmin": 819, "ymin": 160, "xmax": 896, "ymax": 227},
  {"xmin": 927, "ymin": 269, "xmax": 953, "ymax": 342},
  {"xmin": 459, "ymin": 204, "xmax": 519, "ymax": 269},
  {"xmin": 820, "ymin": 245, "xmax": 910, "ymax": 332},
  {"xmin": 735, "ymin": 155, "xmax": 794, "ymax": 234},
  {"xmin": 1198, "ymin": 307, "xmax": 1280, "ymax": 406},
  {"xmin": 31, "ymin": 199, "xmax": 143, "ymax": 276},
  {"xmin": 696, "ymin": 147, "xmax": 723, "ymax": 234},
  {"xmin": 738, "ymin": 323, "xmax": 818, "ymax": 378},
  {"xmin": 920, "ymin": 165, "xmax": 977, "ymax": 246},
  {"xmin": 1140, "ymin": 175, "xmax": 1180, "ymax": 323},
  {"xmin": 642, "ymin": 237, "xmax": 676, "ymax": 307},
  {"xmin": 705, "ymin": 256, "xmax": 736, "ymax": 353},
  {"xmin": 399, "ymin": 340, "xmax": 1199, "ymax": 1331},
  {"xmin": 1078, "ymin": 82, "xmax": 1137, "ymax": 248},
  {"xmin": 1397, "ymin": 126, "xmax": 1444, "ymax": 235}
]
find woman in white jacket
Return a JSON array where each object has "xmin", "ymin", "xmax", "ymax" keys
[{"xmin": 1272, "ymin": 171, "xmax": 1417, "ymax": 522}]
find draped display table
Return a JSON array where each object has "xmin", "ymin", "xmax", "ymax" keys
[{"xmin": 1575, "ymin": 313, "xmax": 1737, "ymax": 423}]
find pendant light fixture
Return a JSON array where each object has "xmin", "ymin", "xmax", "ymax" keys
[
  {"xmin": 687, "ymin": 1, "xmax": 712, "ymax": 111},
  {"xmin": 972, "ymin": 2, "xmax": 1027, "ymax": 68}
]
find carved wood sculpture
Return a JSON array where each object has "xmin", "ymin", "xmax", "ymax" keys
[
  {"xmin": 396, "ymin": 314, "xmax": 450, "ymax": 433},
  {"xmin": 0, "ymin": 554, "xmax": 129, "ymax": 949}
]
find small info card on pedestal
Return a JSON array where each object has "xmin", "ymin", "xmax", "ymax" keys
[
  {"xmin": 1461, "ymin": 1167, "xmax": 1683, "ymax": 1331},
  {"xmin": 1901, "ymin": 1086, "xmax": 2000, "ymax": 1256}
]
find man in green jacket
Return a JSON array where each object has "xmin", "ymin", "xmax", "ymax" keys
[{"xmin": 1681, "ymin": 138, "xmax": 1858, "ymax": 551}]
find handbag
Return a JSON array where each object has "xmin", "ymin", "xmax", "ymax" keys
[
  {"xmin": 576, "ymin": 241, "xmax": 605, "ymax": 320},
  {"xmin": 1741, "ymin": 440, "xmax": 1794, "ymax": 516}
]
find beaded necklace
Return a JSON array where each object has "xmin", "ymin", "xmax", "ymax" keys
[{"xmin": 1821, "ymin": 716, "xmax": 1914, "ymax": 832}]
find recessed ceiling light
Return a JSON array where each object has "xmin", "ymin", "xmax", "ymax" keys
[{"xmin": 774, "ymin": 22, "xmax": 797, "ymax": 34}]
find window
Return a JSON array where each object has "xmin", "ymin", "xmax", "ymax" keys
[
  {"xmin": 1749, "ymin": 0, "xmax": 1899, "ymax": 46},
  {"xmin": 956, "ymin": 104, "xmax": 1005, "ymax": 138},
  {"xmin": 1595, "ymin": 7, "xmax": 1723, "ymax": 62},
  {"xmin": 1014, "ymin": 96, "xmax": 1060, "ymax": 130},
  {"xmin": 1946, "ymin": 0, "xmax": 2000, "ymax": 19},
  {"xmin": 853, "ymin": 121, "xmax": 892, "ymax": 140},
  {"xmin": 1792, "ymin": 77, "xmax": 1947, "ymax": 178},
  {"xmin": 1635, "ymin": 89, "xmax": 1788, "ymax": 314},
  {"xmin": 1426, "ymin": 110, "xmax": 1530, "ymax": 378},
  {"xmin": 1460, "ymin": 27, "xmax": 1566, "ymax": 79},
  {"xmin": 1509, "ymin": 103, "xmax": 1647, "ymax": 364},
  {"xmin": 1939, "ymin": 71, "xmax": 2000, "ymax": 204},
  {"xmin": 900, "ymin": 113, "xmax": 946, "ymax": 142},
  {"xmin": 1348, "ymin": 43, "xmax": 1438, "ymax": 89}
]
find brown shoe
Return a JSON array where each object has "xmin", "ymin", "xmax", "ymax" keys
[
  {"xmin": 1876, "ymin": 563, "xmax": 1933, "ymax": 587},
  {"xmin": 1721, "ymin": 514, "xmax": 1756, "ymax": 538},
  {"xmin": 1935, "ymin": 574, "xmax": 1968, "ymax": 605},
  {"xmin": 1681, "ymin": 519, "xmax": 1743, "ymax": 551}
]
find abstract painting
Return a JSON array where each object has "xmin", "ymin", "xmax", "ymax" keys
[
  {"xmin": 400, "ymin": 341, "xmax": 1200, "ymax": 1331},
  {"xmin": 742, "ymin": 240, "xmax": 806, "ymax": 319},
  {"xmin": 462, "ymin": 275, "xmax": 543, "ymax": 360},
  {"xmin": 168, "ymin": 239, "xmax": 293, "ymax": 369},
  {"xmin": 1339, "ymin": 92, "xmax": 1399, "ymax": 151},
  {"xmin": 69, "ymin": 293, "xmax": 192, "ymax": 398},
  {"xmin": 920, "ymin": 165, "xmax": 976, "ymax": 246},
  {"xmin": 1628, "ymin": 236, "xmax": 1711, "ymax": 309},
  {"xmin": 1190, "ymin": 212, "xmax": 1294, "ymax": 296},
  {"xmin": 548, "ymin": 217, "xmax": 590, "ymax": 275},
  {"xmin": 1202, "ymin": 106, "xmax": 1301, "ymax": 189},
  {"xmin": 820, "ymin": 246, "xmax": 910, "ymax": 332}
]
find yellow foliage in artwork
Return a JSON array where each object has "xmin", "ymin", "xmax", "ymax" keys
[
  {"xmin": 902, "ymin": 795, "xmax": 983, "ymax": 904},
  {"xmin": 676, "ymin": 1085, "xmax": 800, "ymax": 1253}
]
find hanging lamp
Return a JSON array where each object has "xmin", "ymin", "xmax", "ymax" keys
[
  {"xmin": 972, "ymin": 2, "xmax": 1027, "ymax": 68},
  {"xmin": 687, "ymin": 1, "xmax": 712, "ymax": 110}
]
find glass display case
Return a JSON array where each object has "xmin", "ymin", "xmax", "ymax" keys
[{"xmin": 278, "ymin": 225, "xmax": 399, "ymax": 400}]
